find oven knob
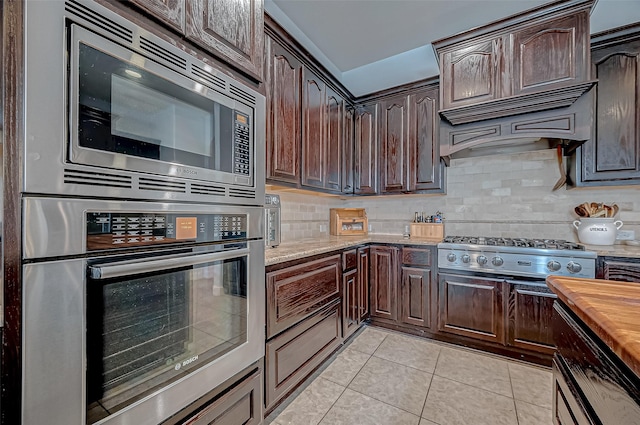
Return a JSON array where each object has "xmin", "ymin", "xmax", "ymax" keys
[
  {"xmin": 567, "ymin": 261, "xmax": 582, "ymax": 274},
  {"xmin": 477, "ymin": 255, "xmax": 488, "ymax": 265},
  {"xmin": 547, "ymin": 260, "xmax": 562, "ymax": 272},
  {"xmin": 461, "ymin": 254, "xmax": 471, "ymax": 263},
  {"xmin": 491, "ymin": 256, "xmax": 504, "ymax": 266},
  {"xmin": 447, "ymin": 253, "xmax": 457, "ymax": 262}
]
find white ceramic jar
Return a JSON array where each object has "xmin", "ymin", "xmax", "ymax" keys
[{"xmin": 572, "ymin": 217, "xmax": 623, "ymax": 245}]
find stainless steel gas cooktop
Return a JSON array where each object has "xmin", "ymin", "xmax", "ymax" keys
[{"xmin": 438, "ymin": 235, "xmax": 596, "ymax": 279}]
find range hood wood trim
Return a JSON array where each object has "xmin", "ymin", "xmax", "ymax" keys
[{"xmin": 438, "ymin": 80, "xmax": 596, "ymax": 125}]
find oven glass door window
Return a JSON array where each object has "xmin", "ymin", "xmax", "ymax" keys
[
  {"xmin": 76, "ymin": 42, "xmax": 234, "ymax": 172},
  {"xmin": 86, "ymin": 257, "xmax": 247, "ymax": 424}
]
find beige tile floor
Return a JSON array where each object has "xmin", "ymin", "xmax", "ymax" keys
[{"xmin": 265, "ymin": 326, "xmax": 553, "ymax": 425}]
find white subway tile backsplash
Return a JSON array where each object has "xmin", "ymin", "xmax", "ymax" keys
[{"xmin": 269, "ymin": 150, "xmax": 639, "ymax": 243}]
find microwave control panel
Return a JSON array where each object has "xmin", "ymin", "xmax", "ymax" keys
[
  {"xmin": 233, "ymin": 111, "xmax": 251, "ymax": 176},
  {"xmin": 86, "ymin": 212, "xmax": 248, "ymax": 251}
]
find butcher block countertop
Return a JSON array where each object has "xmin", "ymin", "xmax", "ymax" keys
[
  {"xmin": 265, "ymin": 234, "xmax": 441, "ymax": 266},
  {"xmin": 546, "ymin": 276, "xmax": 640, "ymax": 378}
]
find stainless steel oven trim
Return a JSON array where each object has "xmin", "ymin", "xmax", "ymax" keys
[
  {"xmin": 89, "ymin": 247, "xmax": 249, "ymax": 279},
  {"xmin": 23, "ymin": 197, "xmax": 264, "ymax": 259},
  {"xmin": 23, "ymin": 238, "xmax": 265, "ymax": 425},
  {"xmin": 68, "ymin": 25, "xmax": 253, "ymax": 188}
]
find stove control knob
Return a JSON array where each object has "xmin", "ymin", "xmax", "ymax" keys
[
  {"xmin": 447, "ymin": 253, "xmax": 457, "ymax": 262},
  {"xmin": 567, "ymin": 261, "xmax": 582, "ymax": 274},
  {"xmin": 547, "ymin": 261, "xmax": 562, "ymax": 272},
  {"xmin": 491, "ymin": 256, "xmax": 504, "ymax": 267},
  {"xmin": 477, "ymin": 255, "xmax": 488, "ymax": 265},
  {"xmin": 461, "ymin": 254, "xmax": 471, "ymax": 263}
]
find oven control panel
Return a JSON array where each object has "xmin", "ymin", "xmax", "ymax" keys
[
  {"xmin": 233, "ymin": 111, "xmax": 251, "ymax": 176},
  {"xmin": 86, "ymin": 212, "xmax": 247, "ymax": 251}
]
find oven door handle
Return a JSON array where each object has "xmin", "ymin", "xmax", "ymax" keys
[{"xmin": 88, "ymin": 248, "xmax": 250, "ymax": 280}]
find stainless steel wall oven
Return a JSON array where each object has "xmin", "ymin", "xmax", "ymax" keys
[
  {"xmin": 24, "ymin": 0, "xmax": 265, "ymax": 205},
  {"xmin": 22, "ymin": 198, "xmax": 265, "ymax": 425}
]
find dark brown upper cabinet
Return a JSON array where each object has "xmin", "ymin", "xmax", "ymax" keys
[
  {"xmin": 408, "ymin": 87, "xmax": 445, "ymax": 192},
  {"xmin": 377, "ymin": 86, "xmax": 444, "ymax": 194},
  {"xmin": 326, "ymin": 86, "xmax": 344, "ymax": 192},
  {"xmin": 126, "ymin": 0, "xmax": 264, "ymax": 80},
  {"xmin": 302, "ymin": 69, "xmax": 326, "ymax": 189},
  {"xmin": 264, "ymin": 35, "xmax": 302, "ymax": 185},
  {"xmin": 127, "ymin": 0, "xmax": 186, "ymax": 33},
  {"xmin": 379, "ymin": 96, "xmax": 408, "ymax": 193},
  {"xmin": 354, "ymin": 105, "xmax": 378, "ymax": 195},
  {"xmin": 342, "ymin": 107, "xmax": 355, "ymax": 194},
  {"xmin": 573, "ymin": 25, "xmax": 640, "ymax": 186},
  {"xmin": 186, "ymin": 0, "xmax": 264, "ymax": 80},
  {"xmin": 433, "ymin": 0, "xmax": 595, "ymax": 126}
]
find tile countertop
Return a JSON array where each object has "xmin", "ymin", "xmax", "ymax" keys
[
  {"xmin": 265, "ymin": 234, "xmax": 442, "ymax": 266},
  {"xmin": 546, "ymin": 276, "xmax": 640, "ymax": 379}
]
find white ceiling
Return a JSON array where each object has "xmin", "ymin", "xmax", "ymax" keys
[{"xmin": 265, "ymin": 0, "xmax": 640, "ymax": 96}]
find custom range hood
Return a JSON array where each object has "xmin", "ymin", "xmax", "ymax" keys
[{"xmin": 432, "ymin": 0, "xmax": 597, "ymax": 164}]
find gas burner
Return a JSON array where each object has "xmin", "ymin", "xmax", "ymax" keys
[{"xmin": 442, "ymin": 236, "xmax": 585, "ymax": 251}]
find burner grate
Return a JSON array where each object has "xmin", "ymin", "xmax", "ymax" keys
[{"xmin": 442, "ymin": 236, "xmax": 585, "ymax": 251}]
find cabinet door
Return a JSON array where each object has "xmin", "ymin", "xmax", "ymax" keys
[
  {"xmin": 342, "ymin": 107, "xmax": 355, "ymax": 194},
  {"xmin": 600, "ymin": 258, "xmax": 640, "ymax": 282},
  {"xmin": 379, "ymin": 96, "xmax": 408, "ymax": 193},
  {"xmin": 438, "ymin": 273, "xmax": 505, "ymax": 344},
  {"xmin": 126, "ymin": 0, "xmax": 185, "ymax": 33},
  {"xmin": 265, "ymin": 36, "xmax": 302, "ymax": 184},
  {"xmin": 369, "ymin": 246, "xmax": 399, "ymax": 321},
  {"xmin": 354, "ymin": 105, "xmax": 377, "ymax": 195},
  {"xmin": 440, "ymin": 39, "xmax": 502, "ymax": 110},
  {"xmin": 581, "ymin": 39, "xmax": 640, "ymax": 184},
  {"xmin": 185, "ymin": 0, "xmax": 264, "ymax": 80},
  {"xmin": 400, "ymin": 266, "xmax": 431, "ymax": 329},
  {"xmin": 511, "ymin": 13, "xmax": 589, "ymax": 96},
  {"xmin": 357, "ymin": 247, "xmax": 370, "ymax": 321},
  {"xmin": 302, "ymin": 69, "xmax": 325, "ymax": 189},
  {"xmin": 408, "ymin": 87, "xmax": 444, "ymax": 192},
  {"xmin": 506, "ymin": 280, "xmax": 556, "ymax": 354},
  {"xmin": 325, "ymin": 87, "xmax": 343, "ymax": 191},
  {"xmin": 343, "ymin": 268, "xmax": 359, "ymax": 339}
]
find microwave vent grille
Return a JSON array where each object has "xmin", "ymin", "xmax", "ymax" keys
[
  {"xmin": 65, "ymin": 1, "xmax": 133, "ymax": 44},
  {"xmin": 64, "ymin": 169, "xmax": 133, "ymax": 188},
  {"xmin": 139, "ymin": 177, "xmax": 187, "ymax": 193},
  {"xmin": 191, "ymin": 65, "xmax": 227, "ymax": 91},
  {"xmin": 139, "ymin": 36, "xmax": 188, "ymax": 71},
  {"xmin": 229, "ymin": 188, "xmax": 256, "ymax": 199},
  {"xmin": 230, "ymin": 84, "xmax": 256, "ymax": 106},
  {"xmin": 191, "ymin": 183, "xmax": 227, "ymax": 196}
]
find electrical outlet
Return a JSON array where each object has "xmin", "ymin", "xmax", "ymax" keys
[
  {"xmin": 319, "ymin": 224, "xmax": 327, "ymax": 233},
  {"xmin": 616, "ymin": 230, "xmax": 636, "ymax": 241}
]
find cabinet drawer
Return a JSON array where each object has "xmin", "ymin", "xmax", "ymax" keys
[
  {"xmin": 265, "ymin": 300, "xmax": 342, "ymax": 411},
  {"xmin": 182, "ymin": 370, "xmax": 262, "ymax": 425},
  {"xmin": 266, "ymin": 255, "xmax": 341, "ymax": 338},
  {"xmin": 343, "ymin": 249, "xmax": 357, "ymax": 271},
  {"xmin": 401, "ymin": 247, "xmax": 432, "ymax": 267}
]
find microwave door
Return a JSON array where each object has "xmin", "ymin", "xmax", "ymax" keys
[{"xmin": 68, "ymin": 24, "xmax": 254, "ymax": 187}]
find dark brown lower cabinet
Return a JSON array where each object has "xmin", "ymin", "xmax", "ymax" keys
[
  {"xmin": 343, "ymin": 247, "xmax": 370, "ymax": 340},
  {"xmin": 438, "ymin": 273, "xmax": 505, "ymax": 344},
  {"xmin": 265, "ymin": 300, "xmax": 342, "ymax": 411},
  {"xmin": 400, "ymin": 266, "xmax": 431, "ymax": 328},
  {"xmin": 342, "ymin": 267, "xmax": 359, "ymax": 338},
  {"xmin": 597, "ymin": 256, "xmax": 640, "ymax": 282},
  {"xmin": 553, "ymin": 301, "xmax": 640, "ymax": 425},
  {"xmin": 369, "ymin": 246, "xmax": 399, "ymax": 321},
  {"xmin": 506, "ymin": 280, "xmax": 556, "ymax": 355},
  {"xmin": 181, "ymin": 369, "xmax": 262, "ymax": 425},
  {"xmin": 357, "ymin": 247, "xmax": 370, "ymax": 322}
]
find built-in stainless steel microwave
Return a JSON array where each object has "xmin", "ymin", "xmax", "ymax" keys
[{"xmin": 24, "ymin": 0, "xmax": 265, "ymax": 205}]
